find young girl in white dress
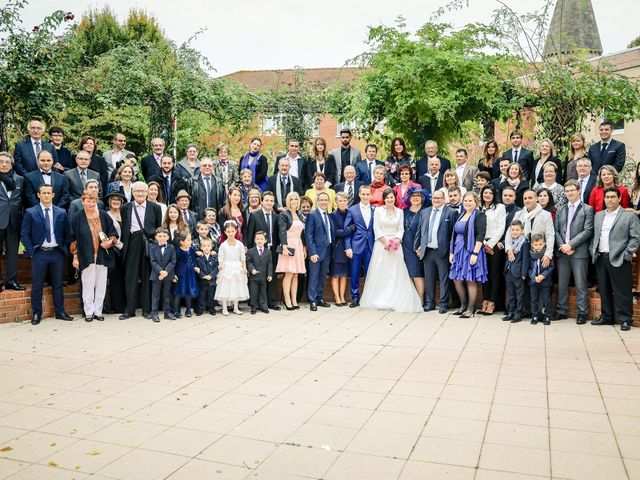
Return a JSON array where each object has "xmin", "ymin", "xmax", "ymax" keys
[{"xmin": 215, "ymin": 220, "xmax": 250, "ymax": 315}]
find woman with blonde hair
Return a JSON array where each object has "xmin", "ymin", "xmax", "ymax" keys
[
  {"xmin": 531, "ymin": 138, "xmax": 562, "ymax": 187},
  {"xmin": 563, "ymin": 133, "xmax": 588, "ymax": 181},
  {"xmin": 439, "ymin": 169, "xmax": 467, "ymax": 202},
  {"xmin": 276, "ymin": 192, "xmax": 306, "ymax": 310}
]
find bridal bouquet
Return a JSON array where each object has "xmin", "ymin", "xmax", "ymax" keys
[{"xmin": 386, "ymin": 238, "xmax": 400, "ymax": 251}]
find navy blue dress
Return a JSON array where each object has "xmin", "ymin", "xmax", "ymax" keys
[
  {"xmin": 172, "ymin": 247, "xmax": 200, "ymax": 297},
  {"xmin": 330, "ymin": 209, "xmax": 350, "ymax": 277},
  {"xmin": 402, "ymin": 207, "xmax": 425, "ymax": 278}
]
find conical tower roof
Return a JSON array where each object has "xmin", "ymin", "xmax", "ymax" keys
[{"xmin": 543, "ymin": 0, "xmax": 603, "ymax": 59}]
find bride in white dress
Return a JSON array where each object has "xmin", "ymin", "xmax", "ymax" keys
[{"xmin": 360, "ymin": 188, "xmax": 423, "ymax": 313}]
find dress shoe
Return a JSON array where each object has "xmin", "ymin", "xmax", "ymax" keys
[
  {"xmin": 543, "ymin": 316, "xmax": 552, "ymax": 326},
  {"xmin": 439, "ymin": 308, "xmax": 448, "ymax": 314},
  {"xmin": 185, "ymin": 310, "xmax": 192, "ymax": 318},
  {"xmin": 502, "ymin": 314, "xmax": 513, "ymax": 321},
  {"xmin": 460, "ymin": 310, "xmax": 475, "ymax": 319},
  {"xmin": 31, "ymin": 314, "xmax": 41, "ymax": 325},
  {"xmin": 452, "ymin": 306, "xmax": 467, "ymax": 316},
  {"xmin": 119, "ymin": 313, "xmax": 133, "ymax": 320},
  {"xmin": 5, "ymin": 282, "xmax": 25, "ymax": 291},
  {"xmin": 555, "ymin": 313, "xmax": 568, "ymax": 320},
  {"xmin": 233, "ymin": 309, "xmax": 243, "ymax": 315},
  {"xmin": 317, "ymin": 300, "xmax": 330, "ymax": 308},
  {"xmin": 310, "ymin": 302, "xmax": 318, "ymax": 312},
  {"xmin": 251, "ymin": 308, "xmax": 257, "ymax": 315},
  {"xmin": 336, "ymin": 302, "xmax": 345, "ymax": 307},
  {"xmin": 56, "ymin": 312, "xmax": 74, "ymax": 321},
  {"xmin": 259, "ymin": 308, "xmax": 269, "ymax": 313},
  {"xmin": 349, "ymin": 301, "xmax": 359, "ymax": 308},
  {"xmin": 152, "ymin": 314, "xmax": 160, "ymax": 323},
  {"xmin": 164, "ymin": 312, "xmax": 177, "ymax": 320},
  {"xmin": 292, "ymin": 305, "xmax": 300, "ymax": 310},
  {"xmin": 591, "ymin": 317, "xmax": 614, "ymax": 326},
  {"xmin": 208, "ymin": 309, "xmax": 217, "ymax": 316},
  {"xmin": 94, "ymin": 315, "xmax": 104, "ymax": 321},
  {"xmin": 621, "ymin": 322, "xmax": 632, "ymax": 331},
  {"xmin": 423, "ymin": 306, "xmax": 435, "ymax": 312},
  {"xmin": 85, "ymin": 316, "xmax": 93, "ymax": 322},
  {"xmin": 268, "ymin": 304, "xmax": 281, "ymax": 311},
  {"xmin": 576, "ymin": 314, "xmax": 587, "ymax": 325},
  {"xmin": 142, "ymin": 312, "xmax": 152, "ymax": 319},
  {"xmin": 531, "ymin": 316, "xmax": 539, "ymax": 325}
]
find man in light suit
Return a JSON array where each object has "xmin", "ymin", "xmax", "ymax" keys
[
  {"xmin": 13, "ymin": 120, "xmax": 57, "ymax": 177},
  {"xmin": 305, "ymin": 191, "xmax": 335, "ymax": 311},
  {"xmin": 554, "ymin": 180, "xmax": 594, "ymax": 324},
  {"xmin": 415, "ymin": 140, "xmax": 451, "ymax": 177},
  {"xmin": 354, "ymin": 144, "xmax": 384, "ymax": 185},
  {"xmin": 333, "ymin": 165, "xmax": 361, "ymax": 207},
  {"xmin": 65, "ymin": 150, "xmax": 102, "ymax": 201},
  {"xmin": 590, "ymin": 187, "xmax": 640, "ymax": 331},
  {"xmin": 453, "ymin": 148, "xmax": 478, "ymax": 192},
  {"xmin": 330, "ymin": 128, "xmax": 362, "ymax": 185},
  {"xmin": 24, "ymin": 151, "xmax": 70, "ymax": 209},
  {"xmin": 414, "ymin": 190, "xmax": 456, "ymax": 313},
  {"xmin": 502, "ymin": 131, "xmax": 534, "ymax": 181},
  {"xmin": 344, "ymin": 185, "xmax": 375, "ymax": 307},
  {"xmin": 417, "ymin": 156, "xmax": 444, "ymax": 205},
  {"xmin": 267, "ymin": 157, "xmax": 303, "ymax": 212},
  {"xmin": 103, "ymin": 133, "xmax": 133, "ymax": 178},
  {"xmin": 0, "ymin": 152, "xmax": 25, "ymax": 291},
  {"xmin": 588, "ymin": 121, "xmax": 626, "ymax": 173}
]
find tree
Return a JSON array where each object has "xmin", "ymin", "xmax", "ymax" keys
[{"xmin": 629, "ymin": 35, "xmax": 640, "ymax": 49}]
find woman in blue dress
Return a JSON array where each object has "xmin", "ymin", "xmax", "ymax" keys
[
  {"xmin": 402, "ymin": 186, "xmax": 427, "ymax": 304},
  {"xmin": 172, "ymin": 232, "xmax": 200, "ymax": 318},
  {"xmin": 449, "ymin": 191, "xmax": 488, "ymax": 318},
  {"xmin": 330, "ymin": 192, "xmax": 351, "ymax": 306}
]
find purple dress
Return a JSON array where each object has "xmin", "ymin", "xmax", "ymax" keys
[{"xmin": 449, "ymin": 219, "xmax": 488, "ymax": 282}]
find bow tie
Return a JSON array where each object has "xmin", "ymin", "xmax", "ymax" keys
[{"xmin": 41, "ymin": 171, "xmax": 52, "ymax": 176}]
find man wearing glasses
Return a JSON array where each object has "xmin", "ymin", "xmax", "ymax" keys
[
  {"xmin": 13, "ymin": 120, "xmax": 57, "ymax": 176},
  {"xmin": 141, "ymin": 138, "xmax": 166, "ymax": 180},
  {"xmin": 104, "ymin": 133, "xmax": 133, "ymax": 178},
  {"xmin": 0, "ymin": 152, "xmax": 25, "ymax": 292}
]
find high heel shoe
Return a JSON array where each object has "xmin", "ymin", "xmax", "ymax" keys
[
  {"xmin": 460, "ymin": 310, "xmax": 475, "ymax": 318},
  {"xmin": 452, "ymin": 306, "xmax": 467, "ymax": 316},
  {"xmin": 285, "ymin": 304, "xmax": 295, "ymax": 311},
  {"xmin": 292, "ymin": 305, "xmax": 300, "ymax": 310}
]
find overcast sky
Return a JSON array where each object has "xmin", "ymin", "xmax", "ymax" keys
[{"xmin": 20, "ymin": 0, "xmax": 639, "ymax": 77}]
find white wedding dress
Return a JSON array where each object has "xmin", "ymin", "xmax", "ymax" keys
[{"xmin": 360, "ymin": 206, "xmax": 423, "ymax": 313}]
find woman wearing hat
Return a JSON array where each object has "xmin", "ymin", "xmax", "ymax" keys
[
  {"xmin": 393, "ymin": 164, "xmax": 421, "ymax": 208},
  {"xmin": 403, "ymin": 187, "xmax": 427, "ymax": 301},
  {"xmin": 103, "ymin": 190, "xmax": 127, "ymax": 314}
]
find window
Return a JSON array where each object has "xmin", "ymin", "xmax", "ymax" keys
[
  {"xmin": 261, "ymin": 115, "xmax": 284, "ymax": 136},
  {"xmin": 613, "ymin": 119, "xmax": 625, "ymax": 134}
]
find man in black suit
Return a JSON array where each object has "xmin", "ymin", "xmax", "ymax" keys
[
  {"xmin": 245, "ymin": 191, "xmax": 281, "ymax": 310},
  {"xmin": 267, "ymin": 157, "xmax": 303, "ymax": 212},
  {"xmin": 273, "ymin": 139, "xmax": 304, "ymax": 181},
  {"xmin": 141, "ymin": 138, "xmax": 165, "ymax": 180},
  {"xmin": 330, "ymin": 129, "xmax": 362, "ymax": 185},
  {"xmin": 354, "ymin": 144, "xmax": 384, "ymax": 185},
  {"xmin": 588, "ymin": 121, "xmax": 626, "ymax": 173},
  {"xmin": 189, "ymin": 158, "xmax": 225, "ymax": 219},
  {"xmin": 148, "ymin": 154, "xmax": 188, "ymax": 205},
  {"xmin": 333, "ymin": 165, "xmax": 361, "ymax": 208},
  {"xmin": 176, "ymin": 189, "xmax": 198, "ymax": 235},
  {"xmin": 491, "ymin": 158, "xmax": 510, "ymax": 191},
  {"xmin": 13, "ymin": 120, "xmax": 57, "ymax": 177},
  {"xmin": 0, "ymin": 152, "xmax": 25, "ymax": 291},
  {"xmin": 24, "ymin": 150, "xmax": 70, "ymax": 209},
  {"xmin": 65, "ymin": 150, "xmax": 102, "ymax": 201},
  {"xmin": 417, "ymin": 156, "xmax": 445, "ymax": 203},
  {"xmin": 502, "ymin": 131, "xmax": 534, "ymax": 181},
  {"xmin": 414, "ymin": 190, "xmax": 456, "ymax": 313},
  {"xmin": 119, "ymin": 182, "xmax": 163, "ymax": 320},
  {"xmin": 576, "ymin": 158, "xmax": 596, "ymax": 204},
  {"xmin": 48, "ymin": 127, "xmax": 72, "ymax": 172},
  {"xmin": 416, "ymin": 140, "xmax": 451, "ymax": 177}
]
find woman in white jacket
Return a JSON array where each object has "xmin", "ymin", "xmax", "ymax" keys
[{"xmin": 479, "ymin": 185, "xmax": 506, "ymax": 314}]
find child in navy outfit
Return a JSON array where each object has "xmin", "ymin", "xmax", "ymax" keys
[
  {"xmin": 528, "ymin": 232, "xmax": 554, "ymax": 325},
  {"xmin": 149, "ymin": 227, "xmax": 177, "ymax": 323},
  {"xmin": 195, "ymin": 237, "xmax": 218, "ymax": 316},
  {"xmin": 172, "ymin": 232, "xmax": 200, "ymax": 318},
  {"xmin": 503, "ymin": 220, "xmax": 530, "ymax": 323}
]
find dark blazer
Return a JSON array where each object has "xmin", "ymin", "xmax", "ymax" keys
[
  {"xmin": 274, "ymin": 154, "xmax": 304, "ymax": 178},
  {"xmin": 504, "ymin": 240, "xmax": 530, "ymax": 278},
  {"xmin": 267, "ymin": 174, "xmax": 303, "ymax": 211},
  {"xmin": 450, "ymin": 210, "xmax": 487, "ymax": 253},
  {"xmin": 20, "ymin": 204, "xmax": 69, "ymax": 257},
  {"xmin": 120, "ymin": 201, "xmax": 163, "ymax": 258},
  {"xmin": 330, "ymin": 209, "xmax": 350, "ymax": 265},
  {"xmin": 245, "ymin": 208, "xmax": 280, "ymax": 249},
  {"xmin": 588, "ymin": 139, "xmax": 626, "ymax": 173},
  {"xmin": 71, "ymin": 153, "xmax": 109, "ymax": 193},
  {"xmin": 196, "ymin": 252, "xmax": 218, "ymax": 286},
  {"xmin": 414, "ymin": 205, "xmax": 457, "ymax": 259},
  {"xmin": 417, "ymin": 172, "xmax": 445, "ymax": 198},
  {"xmin": 302, "ymin": 156, "xmax": 337, "ymax": 190},
  {"xmin": 147, "ymin": 171, "xmax": 188, "ymax": 205},
  {"xmin": 354, "ymin": 159, "xmax": 385, "ymax": 185},
  {"xmin": 65, "ymin": 168, "xmax": 102, "ymax": 201},
  {"xmin": 501, "ymin": 204, "xmax": 521, "ymax": 243},
  {"xmin": 189, "ymin": 173, "xmax": 226, "ymax": 218},
  {"xmin": 246, "ymin": 246, "xmax": 273, "ymax": 282},
  {"xmin": 578, "ymin": 174, "xmax": 597, "ymax": 204},
  {"xmin": 415, "ymin": 155, "xmax": 451, "ymax": 177},
  {"xmin": 278, "ymin": 210, "xmax": 306, "ymax": 247},
  {"xmin": 304, "ymin": 208, "xmax": 335, "ymax": 260},
  {"xmin": 68, "ymin": 198, "xmax": 105, "ymax": 223},
  {"xmin": 498, "ymin": 179, "xmax": 529, "ymax": 207},
  {"xmin": 141, "ymin": 154, "xmax": 162, "ymax": 180},
  {"xmin": 69, "ymin": 209, "xmax": 118, "ymax": 270},
  {"xmin": 332, "ymin": 180, "xmax": 361, "ymax": 207},
  {"xmin": 344, "ymin": 203, "xmax": 375, "ymax": 254},
  {"xmin": 13, "ymin": 138, "xmax": 56, "ymax": 177},
  {"xmin": 180, "ymin": 209, "xmax": 198, "ymax": 235},
  {"xmin": 53, "ymin": 146, "xmax": 73, "ymax": 171},
  {"xmin": 502, "ymin": 147, "xmax": 534, "ymax": 180},
  {"xmin": 554, "ymin": 202, "xmax": 594, "ymax": 259},
  {"xmin": 530, "ymin": 156, "xmax": 563, "ymax": 186},
  {"xmin": 528, "ymin": 255, "xmax": 554, "ymax": 285},
  {"xmin": 149, "ymin": 243, "xmax": 177, "ymax": 281},
  {"xmin": 491, "ymin": 176, "xmax": 507, "ymax": 191},
  {"xmin": 0, "ymin": 175, "xmax": 24, "ymax": 230},
  {"xmin": 24, "ymin": 170, "xmax": 70, "ymax": 209}
]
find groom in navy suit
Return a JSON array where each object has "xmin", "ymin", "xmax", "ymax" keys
[
  {"xmin": 305, "ymin": 191, "xmax": 336, "ymax": 311},
  {"xmin": 344, "ymin": 185, "xmax": 375, "ymax": 307}
]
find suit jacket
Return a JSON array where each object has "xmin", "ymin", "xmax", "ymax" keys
[
  {"xmin": 0, "ymin": 174, "xmax": 24, "ymax": 230},
  {"xmin": 24, "ymin": 170, "xmax": 70, "ymax": 209},
  {"xmin": 69, "ymin": 209, "xmax": 118, "ymax": 270},
  {"xmin": 147, "ymin": 171, "xmax": 188, "ymax": 205},
  {"xmin": 554, "ymin": 202, "xmax": 594, "ymax": 259},
  {"xmin": 149, "ymin": 243, "xmax": 177, "ymax": 281},
  {"xmin": 245, "ymin": 208, "xmax": 280, "ymax": 249},
  {"xmin": 530, "ymin": 156, "xmax": 563, "ymax": 186},
  {"xmin": 504, "ymin": 240, "xmax": 530, "ymax": 278},
  {"xmin": 274, "ymin": 154, "xmax": 305, "ymax": 179},
  {"xmin": 415, "ymin": 155, "xmax": 451, "ymax": 177},
  {"xmin": 71, "ymin": 153, "xmax": 109, "ymax": 193},
  {"xmin": 68, "ymin": 198, "xmax": 105, "ymax": 222},
  {"xmin": 354, "ymin": 159, "xmax": 385, "ymax": 185},
  {"xmin": 332, "ymin": 180, "xmax": 361, "ymax": 207},
  {"xmin": 196, "ymin": 252, "xmax": 218, "ymax": 286},
  {"xmin": 588, "ymin": 139, "xmax": 626, "ymax": 173},
  {"xmin": 141, "ymin": 153, "xmax": 162, "ymax": 180},
  {"xmin": 417, "ymin": 172, "xmax": 445, "ymax": 199},
  {"xmin": 20, "ymin": 204, "xmax": 69, "ymax": 257},
  {"xmin": 13, "ymin": 138, "xmax": 56, "ymax": 177},
  {"xmin": 591, "ymin": 208, "xmax": 640, "ymax": 266},
  {"xmin": 305, "ymin": 208, "xmax": 335, "ymax": 260},
  {"xmin": 577, "ymin": 174, "xmax": 597, "ymax": 204},
  {"xmin": 65, "ymin": 168, "xmax": 102, "ymax": 201},
  {"xmin": 267, "ymin": 174, "xmax": 303, "ymax": 211},
  {"xmin": 330, "ymin": 146, "xmax": 362, "ymax": 185},
  {"xmin": 344, "ymin": 203, "xmax": 374, "ymax": 254},
  {"xmin": 103, "ymin": 149, "xmax": 134, "ymax": 177},
  {"xmin": 455, "ymin": 162, "xmax": 478, "ymax": 192},
  {"xmin": 528, "ymin": 255, "xmax": 554, "ymax": 285},
  {"xmin": 53, "ymin": 146, "xmax": 73, "ymax": 171},
  {"xmin": 302, "ymin": 156, "xmax": 337, "ymax": 189},
  {"xmin": 180, "ymin": 209, "xmax": 198, "ymax": 235},
  {"xmin": 502, "ymin": 147, "xmax": 534, "ymax": 180},
  {"xmin": 120, "ymin": 201, "xmax": 163, "ymax": 258},
  {"xmin": 190, "ymin": 173, "xmax": 226, "ymax": 218},
  {"xmin": 246, "ymin": 246, "xmax": 273, "ymax": 282},
  {"xmin": 491, "ymin": 176, "xmax": 507, "ymax": 191},
  {"xmin": 414, "ymin": 205, "xmax": 457, "ymax": 259}
]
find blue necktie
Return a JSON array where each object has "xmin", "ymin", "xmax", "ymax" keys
[
  {"xmin": 323, "ymin": 211, "xmax": 331, "ymax": 243},
  {"xmin": 44, "ymin": 208, "xmax": 52, "ymax": 242},
  {"xmin": 428, "ymin": 209, "xmax": 438, "ymax": 245}
]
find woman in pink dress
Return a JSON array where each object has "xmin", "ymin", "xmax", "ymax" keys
[
  {"xmin": 393, "ymin": 164, "xmax": 421, "ymax": 208},
  {"xmin": 276, "ymin": 192, "xmax": 306, "ymax": 310}
]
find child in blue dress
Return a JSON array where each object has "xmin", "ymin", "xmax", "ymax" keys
[{"xmin": 172, "ymin": 232, "xmax": 200, "ymax": 318}]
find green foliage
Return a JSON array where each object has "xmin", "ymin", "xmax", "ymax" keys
[
  {"xmin": 125, "ymin": 9, "xmax": 165, "ymax": 45},
  {"xmin": 629, "ymin": 35, "xmax": 640, "ymax": 49},
  {"xmin": 73, "ymin": 6, "xmax": 130, "ymax": 65}
]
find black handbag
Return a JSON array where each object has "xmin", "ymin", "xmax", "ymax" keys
[{"xmin": 276, "ymin": 245, "xmax": 295, "ymax": 256}]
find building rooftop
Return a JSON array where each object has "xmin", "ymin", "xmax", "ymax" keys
[
  {"xmin": 219, "ymin": 67, "xmax": 364, "ymax": 91},
  {"xmin": 543, "ymin": 0, "xmax": 603, "ymax": 58}
]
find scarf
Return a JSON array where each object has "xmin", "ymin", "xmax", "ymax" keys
[
  {"xmin": 0, "ymin": 171, "xmax": 16, "ymax": 191},
  {"xmin": 520, "ymin": 204, "xmax": 543, "ymax": 238},
  {"xmin": 507, "ymin": 177, "xmax": 521, "ymax": 187},
  {"xmin": 371, "ymin": 179, "xmax": 386, "ymax": 189},
  {"xmin": 510, "ymin": 235, "xmax": 526, "ymax": 254}
]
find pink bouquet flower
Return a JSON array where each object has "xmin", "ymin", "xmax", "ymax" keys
[{"xmin": 387, "ymin": 238, "xmax": 400, "ymax": 251}]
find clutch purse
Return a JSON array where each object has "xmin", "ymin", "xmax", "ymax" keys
[{"xmin": 276, "ymin": 245, "xmax": 295, "ymax": 256}]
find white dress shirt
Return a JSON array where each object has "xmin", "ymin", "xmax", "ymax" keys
[
  {"xmin": 598, "ymin": 207, "xmax": 621, "ymax": 253},
  {"xmin": 359, "ymin": 202, "xmax": 371, "ymax": 228},
  {"xmin": 40, "ymin": 203, "xmax": 57, "ymax": 247},
  {"xmin": 455, "ymin": 163, "xmax": 466, "ymax": 186},
  {"xmin": 287, "ymin": 155, "xmax": 301, "ymax": 179}
]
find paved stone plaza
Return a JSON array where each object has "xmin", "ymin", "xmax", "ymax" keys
[{"xmin": 0, "ymin": 307, "xmax": 638, "ymax": 480}]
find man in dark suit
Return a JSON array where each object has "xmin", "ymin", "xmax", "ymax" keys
[
  {"xmin": 141, "ymin": 138, "xmax": 165, "ymax": 180},
  {"xmin": 330, "ymin": 129, "xmax": 362, "ymax": 185},
  {"xmin": 176, "ymin": 189, "xmax": 198, "ymax": 234},
  {"xmin": 588, "ymin": 121, "xmax": 626, "ymax": 173},
  {"xmin": 576, "ymin": 158, "xmax": 596, "ymax": 204},
  {"xmin": 273, "ymin": 139, "xmax": 304, "ymax": 181},
  {"xmin": 246, "ymin": 231, "xmax": 273, "ymax": 314},
  {"xmin": 490, "ymin": 158, "xmax": 511, "ymax": 191},
  {"xmin": 245, "ymin": 191, "xmax": 281, "ymax": 310},
  {"xmin": 48, "ymin": 127, "xmax": 72, "ymax": 172},
  {"xmin": 13, "ymin": 120, "xmax": 57, "ymax": 177},
  {"xmin": 0, "ymin": 152, "xmax": 25, "ymax": 291},
  {"xmin": 414, "ymin": 190, "xmax": 456, "ymax": 313},
  {"xmin": 305, "ymin": 191, "xmax": 335, "ymax": 311},
  {"xmin": 20, "ymin": 184, "xmax": 74, "ymax": 325},
  {"xmin": 189, "ymin": 158, "xmax": 225, "ymax": 219},
  {"xmin": 333, "ymin": 165, "xmax": 361, "ymax": 207},
  {"xmin": 417, "ymin": 157, "xmax": 444, "ymax": 205},
  {"xmin": 554, "ymin": 180, "xmax": 594, "ymax": 324},
  {"xmin": 65, "ymin": 150, "xmax": 102, "ymax": 201},
  {"xmin": 119, "ymin": 182, "xmax": 164, "ymax": 320},
  {"xmin": 24, "ymin": 150, "xmax": 70, "ymax": 209},
  {"xmin": 148, "ymin": 154, "xmax": 188, "ymax": 205},
  {"xmin": 354, "ymin": 144, "xmax": 384, "ymax": 185},
  {"xmin": 415, "ymin": 140, "xmax": 451, "ymax": 177},
  {"xmin": 502, "ymin": 131, "xmax": 534, "ymax": 181},
  {"xmin": 267, "ymin": 157, "xmax": 303, "ymax": 212}
]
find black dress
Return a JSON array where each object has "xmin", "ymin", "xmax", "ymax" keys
[
  {"xmin": 402, "ymin": 207, "xmax": 425, "ymax": 278},
  {"xmin": 330, "ymin": 209, "xmax": 350, "ymax": 277}
]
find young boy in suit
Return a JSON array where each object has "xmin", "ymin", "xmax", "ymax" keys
[
  {"xmin": 246, "ymin": 231, "xmax": 273, "ymax": 314},
  {"xmin": 149, "ymin": 227, "xmax": 177, "ymax": 323},
  {"xmin": 195, "ymin": 237, "xmax": 218, "ymax": 316},
  {"xmin": 503, "ymin": 220, "xmax": 530, "ymax": 323},
  {"xmin": 193, "ymin": 221, "xmax": 212, "ymax": 253},
  {"xmin": 529, "ymin": 232, "xmax": 554, "ymax": 325}
]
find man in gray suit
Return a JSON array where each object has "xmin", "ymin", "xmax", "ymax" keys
[
  {"xmin": 330, "ymin": 129, "xmax": 361, "ymax": 186},
  {"xmin": 65, "ymin": 150, "xmax": 102, "ymax": 201},
  {"xmin": 103, "ymin": 133, "xmax": 133, "ymax": 178},
  {"xmin": 0, "ymin": 151, "xmax": 25, "ymax": 291},
  {"xmin": 554, "ymin": 180, "xmax": 594, "ymax": 324},
  {"xmin": 453, "ymin": 148, "xmax": 478, "ymax": 192},
  {"xmin": 590, "ymin": 187, "xmax": 640, "ymax": 331}
]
